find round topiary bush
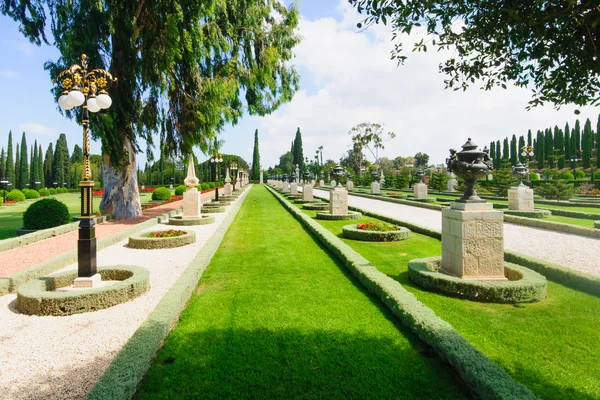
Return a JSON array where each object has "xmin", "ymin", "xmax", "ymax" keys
[
  {"xmin": 152, "ymin": 187, "xmax": 172, "ymax": 201},
  {"xmin": 23, "ymin": 198, "xmax": 71, "ymax": 230},
  {"xmin": 200, "ymin": 183, "xmax": 210, "ymax": 191},
  {"xmin": 48, "ymin": 188, "xmax": 57, "ymax": 195},
  {"xmin": 7, "ymin": 189, "xmax": 26, "ymax": 202},
  {"xmin": 576, "ymin": 169, "xmax": 586, "ymax": 179},
  {"xmin": 23, "ymin": 189, "xmax": 40, "ymax": 199},
  {"xmin": 558, "ymin": 171, "xmax": 574, "ymax": 180},
  {"xmin": 209, "ymin": 182, "xmax": 216, "ymax": 189},
  {"xmin": 174, "ymin": 185, "xmax": 187, "ymax": 196},
  {"xmin": 38, "ymin": 188, "xmax": 50, "ymax": 196}
]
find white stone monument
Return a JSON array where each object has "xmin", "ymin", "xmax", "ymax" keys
[
  {"xmin": 282, "ymin": 179, "xmax": 290, "ymax": 193},
  {"xmin": 319, "ymin": 179, "xmax": 324, "ymax": 187},
  {"xmin": 413, "ymin": 182, "xmax": 428, "ymax": 199},
  {"xmin": 303, "ymin": 182, "xmax": 314, "ymax": 201},
  {"xmin": 182, "ymin": 156, "xmax": 201, "ymax": 219},
  {"xmin": 508, "ymin": 185, "xmax": 534, "ymax": 211},
  {"xmin": 370, "ymin": 180, "xmax": 380, "ymax": 194},
  {"xmin": 330, "ymin": 183, "xmax": 348, "ymax": 215},
  {"xmin": 224, "ymin": 168, "xmax": 232, "ymax": 196},
  {"xmin": 346, "ymin": 180, "xmax": 354, "ymax": 191},
  {"xmin": 290, "ymin": 181, "xmax": 298, "ymax": 195},
  {"xmin": 260, "ymin": 170, "xmax": 264, "ymax": 184}
]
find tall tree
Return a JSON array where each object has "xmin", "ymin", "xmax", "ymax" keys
[
  {"xmin": 348, "ymin": 122, "xmax": 396, "ymax": 171},
  {"xmin": 536, "ymin": 130, "xmax": 544, "ymax": 169},
  {"xmin": 71, "ymin": 144, "xmax": 83, "ymax": 164},
  {"xmin": 5, "ymin": 131, "xmax": 14, "ymax": 185},
  {"xmin": 518, "ymin": 136, "xmax": 525, "ymax": 164},
  {"xmin": 14, "ymin": 143, "xmax": 20, "ymax": 189},
  {"xmin": 596, "ymin": 115, "xmax": 600, "ymax": 168},
  {"xmin": 564, "ymin": 122, "xmax": 571, "ymax": 162},
  {"xmin": 251, "ymin": 129, "xmax": 261, "ymax": 180},
  {"xmin": 38, "ymin": 144, "xmax": 45, "ymax": 187},
  {"xmin": 544, "ymin": 128, "xmax": 554, "ymax": 168},
  {"xmin": 554, "ymin": 126, "xmax": 565, "ymax": 169},
  {"xmin": 0, "ymin": 147, "xmax": 5, "ymax": 181},
  {"xmin": 509, "ymin": 135, "xmax": 517, "ymax": 166},
  {"xmin": 489, "ymin": 141, "xmax": 496, "ymax": 167},
  {"xmin": 53, "ymin": 134, "xmax": 70, "ymax": 188},
  {"xmin": 495, "ymin": 140, "xmax": 501, "ymax": 168},
  {"xmin": 350, "ymin": 1, "xmax": 599, "ymax": 108},
  {"xmin": 502, "ymin": 138, "xmax": 509, "ymax": 159},
  {"xmin": 18, "ymin": 132, "xmax": 28, "ymax": 189},
  {"xmin": 44, "ymin": 143, "xmax": 54, "ymax": 186},
  {"xmin": 583, "ymin": 119, "xmax": 593, "ymax": 168},
  {"xmin": 292, "ymin": 127, "xmax": 304, "ymax": 171},
  {"xmin": 574, "ymin": 120, "xmax": 582, "ymax": 156},
  {"xmin": 3, "ymin": 0, "xmax": 301, "ymax": 219},
  {"xmin": 30, "ymin": 142, "xmax": 38, "ymax": 188},
  {"xmin": 527, "ymin": 130, "xmax": 532, "ymax": 147}
]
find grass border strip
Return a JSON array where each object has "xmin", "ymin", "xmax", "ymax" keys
[
  {"xmin": 86, "ymin": 187, "xmax": 250, "ymax": 400},
  {"xmin": 0, "ymin": 208, "xmax": 182, "ymax": 296},
  {"xmin": 267, "ymin": 185, "xmax": 536, "ymax": 400}
]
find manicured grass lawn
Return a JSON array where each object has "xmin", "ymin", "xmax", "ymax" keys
[
  {"xmin": 294, "ymin": 201, "xmax": 600, "ymax": 400},
  {"xmin": 0, "ymin": 192, "xmax": 153, "ymax": 240},
  {"xmin": 545, "ymin": 215, "xmax": 596, "ymax": 228},
  {"xmin": 135, "ymin": 185, "xmax": 469, "ymax": 399}
]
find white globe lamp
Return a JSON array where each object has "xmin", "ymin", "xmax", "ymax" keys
[
  {"xmin": 96, "ymin": 92, "xmax": 112, "ymax": 109},
  {"xmin": 67, "ymin": 89, "xmax": 85, "ymax": 107},
  {"xmin": 87, "ymin": 97, "xmax": 101, "ymax": 113},
  {"xmin": 58, "ymin": 94, "xmax": 73, "ymax": 110}
]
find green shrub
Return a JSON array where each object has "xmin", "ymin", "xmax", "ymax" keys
[
  {"xmin": 174, "ymin": 185, "xmax": 187, "ymax": 196},
  {"xmin": 576, "ymin": 169, "xmax": 586, "ymax": 179},
  {"xmin": 201, "ymin": 183, "xmax": 210, "ymax": 190},
  {"xmin": 23, "ymin": 189, "xmax": 40, "ymax": 199},
  {"xmin": 209, "ymin": 182, "xmax": 216, "ymax": 189},
  {"xmin": 0, "ymin": 189, "xmax": 4, "ymax": 197},
  {"xmin": 558, "ymin": 171, "xmax": 574, "ymax": 180},
  {"xmin": 59, "ymin": 187, "xmax": 69, "ymax": 193},
  {"xmin": 593, "ymin": 170, "xmax": 600, "ymax": 181},
  {"xmin": 23, "ymin": 198, "xmax": 71, "ymax": 230},
  {"xmin": 152, "ymin": 187, "xmax": 172, "ymax": 201},
  {"xmin": 7, "ymin": 189, "xmax": 26, "ymax": 202},
  {"xmin": 529, "ymin": 172, "xmax": 539, "ymax": 181},
  {"xmin": 39, "ymin": 188, "xmax": 50, "ymax": 196},
  {"xmin": 0, "ymin": 197, "xmax": 3, "ymax": 206},
  {"xmin": 48, "ymin": 188, "xmax": 57, "ymax": 195},
  {"xmin": 536, "ymin": 180, "xmax": 575, "ymax": 200}
]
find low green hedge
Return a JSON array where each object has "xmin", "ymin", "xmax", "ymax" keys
[
  {"xmin": 267, "ymin": 186, "xmax": 535, "ymax": 399},
  {"xmin": 408, "ymin": 257, "xmax": 547, "ymax": 303},
  {"xmin": 128, "ymin": 230, "xmax": 196, "ymax": 249},
  {"xmin": 502, "ymin": 209, "xmax": 551, "ymax": 219},
  {"xmin": 48, "ymin": 188, "xmax": 57, "ymax": 195},
  {"xmin": 342, "ymin": 224, "xmax": 410, "ymax": 242},
  {"xmin": 348, "ymin": 191, "xmax": 444, "ymax": 211},
  {"xmin": 22, "ymin": 188, "xmax": 40, "ymax": 199},
  {"xmin": 167, "ymin": 215, "xmax": 215, "ymax": 226},
  {"xmin": 16, "ymin": 266, "xmax": 150, "ymax": 316},
  {"xmin": 502, "ymin": 214, "xmax": 600, "ymax": 239},
  {"xmin": 38, "ymin": 188, "xmax": 50, "ymax": 196},
  {"xmin": 547, "ymin": 208, "xmax": 600, "ymax": 220},
  {"xmin": 23, "ymin": 198, "xmax": 71, "ymax": 229}
]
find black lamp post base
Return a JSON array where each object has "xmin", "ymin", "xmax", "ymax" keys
[{"xmin": 78, "ymin": 181, "xmax": 97, "ymax": 278}]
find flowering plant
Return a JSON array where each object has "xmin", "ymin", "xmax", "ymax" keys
[
  {"xmin": 147, "ymin": 229, "xmax": 187, "ymax": 238},
  {"xmin": 356, "ymin": 221, "xmax": 400, "ymax": 232},
  {"xmin": 93, "ymin": 189, "xmax": 104, "ymax": 196}
]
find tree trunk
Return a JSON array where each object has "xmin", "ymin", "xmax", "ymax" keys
[{"xmin": 99, "ymin": 138, "xmax": 142, "ymax": 219}]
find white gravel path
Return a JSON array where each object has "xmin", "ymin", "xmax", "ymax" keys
[
  {"xmin": 0, "ymin": 188, "xmax": 250, "ymax": 400},
  {"xmin": 314, "ymin": 189, "xmax": 600, "ymax": 277}
]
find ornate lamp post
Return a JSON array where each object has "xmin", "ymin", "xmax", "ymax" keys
[
  {"xmin": 1, "ymin": 178, "xmax": 8, "ymax": 203},
  {"xmin": 230, "ymin": 162, "xmax": 238, "ymax": 192},
  {"xmin": 520, "ymin": 145, "xmax": 534, "ymax": 186},
  {"xmin": 53, "ymin": 54, "xmax": 116, "ymax": 285},
  {"xmin": 210, "ymin": 153, "xmax": 223, "ymax": 201}
]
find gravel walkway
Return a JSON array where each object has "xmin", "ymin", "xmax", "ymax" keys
[
  {"xmin": 0, "ymin": 187, "xmax": 249, "ymax": 400},
  {"xmin": 0, "ymin": 189, "xmax": 224, "ymax": 278},
  {"xmin": 314, "ymin": 189, "xmax": 600, "ymax": 277}
]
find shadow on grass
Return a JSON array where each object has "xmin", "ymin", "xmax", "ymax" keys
[{"xmin": 136, "ymin": 327, "xmax": 469, "ymax": 400}]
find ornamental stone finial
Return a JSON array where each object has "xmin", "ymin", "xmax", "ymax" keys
[{"xmin": 184, "ymin": 155, "xmax": 199, "ymax": 188}]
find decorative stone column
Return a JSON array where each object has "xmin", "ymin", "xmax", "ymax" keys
[
  {"xmin": 290, "ymin": 182, "xmax": 298, "ymax": 195},
  {"xmin": 282, "ymin": 175, "xmax": 290, "ymax": 193},
  {"xmin": 370, "ymin": 172, "xmax": 380, "ymax": 194},
  {"xmin": 260, "ymin": 170, "xmax": 264, "ymax": 184},
  {"xmin": 413, "ymin": 169, "xmax": 428, "ymax": 199},
  {"xmin": 303, "ymin": 183, "xmax": 313, "ymax": 201},
  {"xmin": 183, "ymin": 156, "xmax": 201, "ymax": 218},
  {"xmin": 224, "ymin": 168, "xmax": 233, "ymax": 196},
  {"xmin": 508, "ymin": 162, "xmax": 534, "ymax": 211},
  {"xmin": 319, "ymin": 179, "xmax": 324, "ymax": 187},
  {"xmin": 330, "ymin": 184, "xmax": 348, "ymax": 214}
]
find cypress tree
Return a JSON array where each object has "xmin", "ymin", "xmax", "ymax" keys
[
  {"xmin": 510, "ymin": 134, "xmax": 517, "ymax": 165},
  {"xmin": 596, "ymin": 115, "xmax": 600, "ymax": 168},
  {"xmin": 583, "ymin": 119, "xmax": 593, "ymax": 168},
  {"xmin": 292, "ymin": 127, "xmax": 304, "ymax": 171},
  {"xmin": 14, "ymin": 143, "xmax": 20, "ymax": 188},
  {"xmin": 495, "ymin": 140, "xmax": 501, "ymax": 167},
  {"xmin": 251, "ymin": 129, "xmax": 261, "ymax": 180},
  {"xmin": 502, "ymin": 137, "xmax": 509, "ymax": 159},
  {"xmin": 564, "ymin": 123, "xmax": 571, "ymax": 161},
  {"xmin": 536, "ymin": 130, "xmax": 545, "ymax": 169},
  {"xmin": 44, "ymin": 143, "xmax": 54, "ymax": 186},
  {"xmin": 527, "ymin": 129, "xmax": 532, "ymax": 147},
  {"xmin": 574, "ymin": 120, "xmax": 581, "ymax": 155},
  {"xmin": 0, "ymin": 147, "xmax": 5, "ymax": 180},
  {"xmin": 489, "ymin": 142, "xmax": 496, "ymax": 167},
  {"xmin": 555, "ymin": 126, "xmax": 565, "ymax": 169},
  {"xmin": 30, "ymin": 144, "xmax": 36, "ymax": 188},
  {"xmin": 18, "ymin": 132, "xmax": 28, "ymax": 189},
  {"xmin": 5, "ymin": 131, "xmax": 15, "ymax": 186},
  {"xmin": 53, "ymin": 134, "xmax": 70, "ymax": 188},
  {"xmin": 545, "ymin": 128, "xmax": 554, "ymax": 168},
  {"xmin": 38, "ymin": 144, "xmax": 45, "ymax": 187},
  {"xmin": 518, "ymin": 136, "xmax": 525, "ymax": 164}
]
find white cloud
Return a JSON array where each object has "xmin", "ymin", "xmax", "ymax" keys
[
  {"xmin": 251, "ymin": 0, "xmax": 599, "ymax": 168},
  {"xmin": 0, "ymin": 70, "xmax": 20, "ymax": 79},
  {"xmin": 19, "ymin": 123, "xmax": 58, "ymax": 137}
]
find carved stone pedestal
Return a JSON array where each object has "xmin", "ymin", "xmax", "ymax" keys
[
  {"xmin": 302, "ymin": 184, "xmax": 313, "ymax": 201},
  {"xmin": 370, "ymin": 182, "xmax": 380, "ymax": 194},
  {"xmin": 329, "ymin": 185, "xmax": 348, "ymax": 215},
  {"xmin": 508, "ymin": 185, "xmax": 534, "ymax": 211},
  {"xmin": 414, "ymin": 183, "xmax": 428, "ymax": 199}
]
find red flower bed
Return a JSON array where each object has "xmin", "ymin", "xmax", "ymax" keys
[
  {"xmin": 2, "ymin": 200, "xmax": 17, "ymax": 205},
  {"xmin": 140, "ymin": 187, "xmax": 156, "ymax": 193},
  {"xmin": 93, "ymin": 189, "xmax": 104, "ymax": 197},
  {"xmin": 147, "ymin": 229, "xmax": 187, "ymax": 238},
  {"xmin": 140, "ymin": 195, "xmax": 183, "ymax": 211}
]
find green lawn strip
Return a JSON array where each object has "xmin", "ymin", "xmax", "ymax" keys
[
  {"xmin": 0, "ymin": 193, "xmax": 153, "ymax": 240},
  {"xmin": 545, "ymin": 215, "xmax": 595, "ymax": 228},
  {"xmin": 295, "ymin": 203, "xmax": 600, "ymax": 400},
  {"xmin": 135, "ymin": 185, "xmax": 469, "ymax": 399}
]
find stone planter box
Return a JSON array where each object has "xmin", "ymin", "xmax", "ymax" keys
[
  {"xmin": 302, "ymin": 202, "xmax": 329, "ymax": 210},
  {"xmin": 408, "ymin": 257, "xmax": 547, "ymax": 303},
  {"xmin": 16, "ymin": 266, "xmax": 150, "ymax": 316},
  {"xmin": 128, "ymin": 230, "xmax": 196, "ymax": 249},
  {"xmin": 168, "ymin": 215, "xmax": 215, "ymax": 226},
  {"xmin": 342, "ymin": 224, "xmax": 410, "ymax": 242},
  {"xmin": 316, "ymin": 211, "xmax": 362, "ymax": 221}
]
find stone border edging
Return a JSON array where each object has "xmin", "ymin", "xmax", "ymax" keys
[
  {"xmin": 0, "ymin": 214, "xmax": 112, "ymax": 253},
  {"xmin": 266, "ymin": 185, "xmax": 536, "ymax": 399},
  {"xmin": 342, "ymin": 224, "xmax": 410, "ymax": 242},
  {"xmin": 0, "ymin": 208, "xmax": 182, "ymax": 296},
  {"xmin": 128, "ymin": 231, "xmax": 196, "ymax": 249},
  {"xmin": 16, "ymin": 266, "xmax": 150, "ymax": 316},
  {"xmin": 167, "ymin": 215, "xmax": 215, "ymax": 226},
  {"xmin": 201, "ymin": 206, "xmax": 225, "ymax": 213},
  {"xmin": 86, "ymin": 188, "xmax": 250, "ymax": 400},
  {"xmin": 408, "ymin": 257, "xmax": 547, "ymax": 303},
  {"xmin": 302, "ymin": 202, "xmax": 329, "ymax": 210},
  {"xmin": 316, "ymin": 211, "xmax": 362, "ymax": 220}
]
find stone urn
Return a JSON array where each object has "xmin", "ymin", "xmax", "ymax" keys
[
  {"xmin": 371, "ymin": 171, "xmax": 378, "ymax": 182},
  {"xmin": 331, "ymin": 165, "xmax": 346, "ymax": 187},
  {"xmin": 511, "ymin": 162, "xmax": 528, "ymax": 187},
  {"xmin": 303, "ymin": 171, "xmax": 313, "ymax": 184},
  {"xmin": 415, "ymin": 169, "xmax": 425, "ymax": 184},
  {"xmin": 446, "ymin": 138, "xmax": 493, "ymax": 203}
]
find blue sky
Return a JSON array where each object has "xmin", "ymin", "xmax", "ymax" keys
[{"xmin": 1, "ymin": 0, "xmax": 598, "ymax": 172}]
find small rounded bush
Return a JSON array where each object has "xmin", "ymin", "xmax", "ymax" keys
[
  {"xmin": 39, "ymin": 188, "xmax": 50, "ymax": 196},
  {"xmin": 48, "ymin": 188, "xmax": 57, "ymax": 195},
  {"xmin": 59, "ymin": 187, "xmax": 69, "ymax": 193},
  {"xmin": 23, "ymin": 198, "xmax": 71, "ymax": 230},
  {"xmin": 529, "ymin": 172, "xmax": 539, "ymax": 181},
  {"xmin": 174, "ymin": 185, "xmax": 187, "ymax": 196},
  {"xmin": 7, "ymin": 189, "xmax": 26, "ymax": 202},
  {"xmin": 209, "ymin": 182, "xmax": 216, "ymax": 189},
  {"xmin": 576, "ymin": 169, "xmax": 586, "ymax": 179},
  {"xmin": 23, "ymin": 189, "xmax": 40, "ymax": 199},
  {"xmin": 558, "ymin": 171, "xmax": 574, "ymax": 180},
  {"xmin": 152, "ymin": 187, "xmax": 172, "ymax": 201},
  {"xmin": 0, "ymin": 189, "xmax": 4, "ymax": 197},
  {"xmin": 200, "ymin": 183, "xmax": 210, "ymax": 191}
]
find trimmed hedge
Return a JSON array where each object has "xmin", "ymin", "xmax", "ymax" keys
[
  {"xmin": 22, "ymin": 188, "xmax": 40, "ymax": 199},
  {"xmin": 16, "ymin": 266, "xmax": 150, "ymax": 316},
  {"xmin": 302, "ymin": 202, "xmax": 329, "ymax": 210},
  {"xmin": 502, "ymin": 214, "xmax": 600, "ymax": 239},
  {"xmin": 267, "ymin": 186, "xmax": 536, "ymax": 399},
  {"xmin": 128, "ymin": 230, "xmax": 196, "ymax": 249},
  {"xmin": 23, "ymin": 198, "xmax": 71, "ymax": 230},
  {"xmin": 167, "ymin": 215, "xmax": 215, "ymax": 226},
  {"xmin": 174, "ymin": 185, "xmax": 187, "ymax": 196},
  {"xmin": 408, "ymin": 257, "xmax": 547, "ymax": 303},
  {"xmin": 546, "ymin": 208, "xmax": 600, "ymax": 220},
  {"xmin": 7, "ymin": 189, "xmax": 26, "ymax": 202},
  {"xmin": 38, "ymin": 188, "xmax": 50, "ymax": 196},
  {"xmin": 48, "ymin": 188, "xmax": 57, "ymax": 195},
  {"xmin": 316, "ymin": 211, "xmax": 362, "ymax": 220},
  {"xmin": 502, "ymin": 209, "xmax": 551, "ymax": 219},
  {"xmin": 342, "ymin": 224, "xmax": 410, "ymax": 242},
  {"xmin": 152, "ymin": 187, "xmax": 172, "ymax": 201}
]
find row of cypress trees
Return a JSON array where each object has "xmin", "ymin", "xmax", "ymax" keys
[
  {"xmin": 0, "ymin": 131, "xmax": 80, "ymax": 190},
  {"xmin": 489, "ymin": 115, "xmax": 600, "ymax": 170}
]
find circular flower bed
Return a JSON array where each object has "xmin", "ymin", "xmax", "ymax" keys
[
  {"xmin": 316, "ymin": 211, "xmax": 362, "ymax": 220},
  {"xmin": 168, "ymin": 215, "xmax": 215, "ymax": 226},
  {"xmin": 302, "ymin": 202, "xmax": 329, "ymax": 210},
  {"xmin": 128, "ymin": 229, "xmax": 196, "ymax": 249},
  {"xmin": 342, "ymin": 222, "xmax": 410, "ymax": 242},
  {"xmin": 407, "ymin": 256, "xmax": 547, "ymax": 303},
  {"xmin": 16, "ymin": 265, "xmax": 150, "ymax": 316}
]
